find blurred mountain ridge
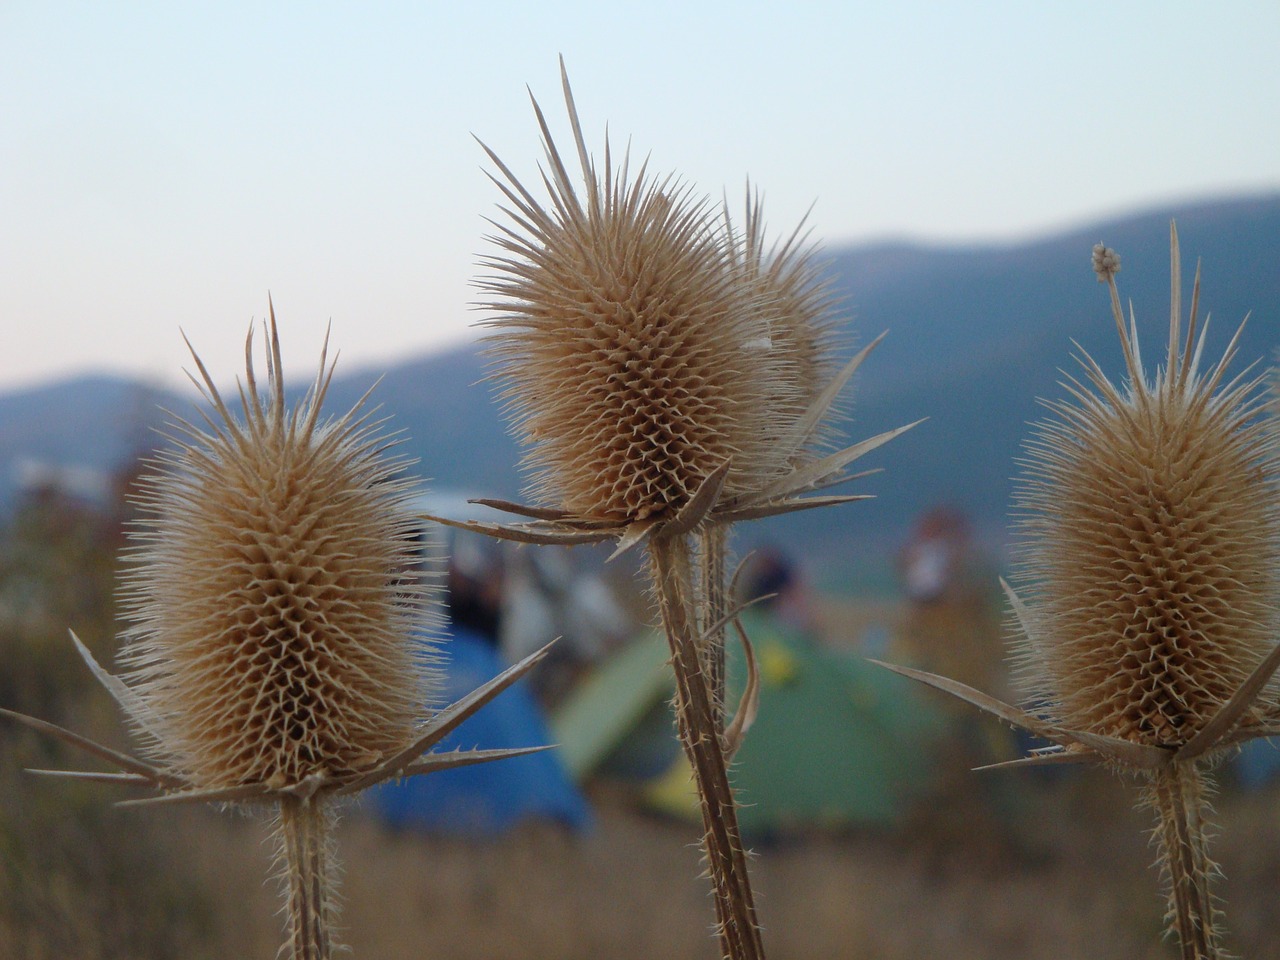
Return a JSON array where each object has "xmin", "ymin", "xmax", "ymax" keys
[{"xmin": 3, "ymin": 192, "xmax": 1277, "ymax": 567}]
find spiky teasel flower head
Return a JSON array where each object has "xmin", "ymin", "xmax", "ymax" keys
[
  {"xmin": 119, "ymin": 305, "xmax": 440, "ymax": 792},
  {"xmin": 0, "ymin": 307, "xmax": 560, "ymax": 960},
  {"xmin": 722, "ymin": 184, "xmax": 844, "ymax": 456},
  {"xmin": 871, "ymin": 226, "xmax": 1277, "ymax": 958},
  {"xmin": 1011, "ymin": 225, "xmax": 1280, "ymax": 751},
  {"xmin": 476, "ymin": 64, "xmax": 799, "ymax": 529}
]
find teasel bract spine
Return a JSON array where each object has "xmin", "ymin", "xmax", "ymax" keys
[
  {"xmin": 455, "ymin": 59, "xmax": 913, "ymax": 960},
  {"xmin": 880, "ymin": 223, "xmax": 1280, "ymax": 959},
  {"xmin": 1, "ymin": 304, "xmax": 555, "ymax": 960}
]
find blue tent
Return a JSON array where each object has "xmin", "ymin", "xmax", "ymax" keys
[{"xmin": 368, "ymin": 627, "xmax": 591, "ymax": 836}]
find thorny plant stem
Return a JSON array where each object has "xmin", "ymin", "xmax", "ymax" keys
[
  {"xmin": 697, "ymin": 524, "xmax": 732, "ymax": 947},
  {"xmin": 279, "ymin": 796, "xmax": 334, "ymax": 960},
  {"xmin": 650, "ymin": 533, "xmax": 764, "ymax": 960},
  {"xmin": 698, "ymin": 525, "xmax": 729, "ymax": 735},
  {"xmin": 1149, "ymin": 762, "xmax": 1221, "ymax": 960}
]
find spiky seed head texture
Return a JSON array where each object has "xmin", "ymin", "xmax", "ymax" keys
[
  {"xmin": 119, "ymin": 315, "xmax": 438, "ymax": 791},
  {"xmin": 477, "ymin": 71, "xmax": 799, "ymax": 526},
  {"xmin": 1012, "ymin": 232, "xmax": 1280, "ymax": 749},
  {"xmin": 724, "ymin": 186, "xmax": 843, "ymax": 456}
]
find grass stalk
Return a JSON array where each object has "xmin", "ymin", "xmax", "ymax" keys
[{"xmin": 650, "ymin": 532, "xmax": 762, "ymax": 960}]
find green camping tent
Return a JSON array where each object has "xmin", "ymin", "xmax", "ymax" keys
[
  {"xmin": 552, "ymin": 610, "xmax": 951, "ymax": 836},
  {"xmin": 550, "ymin": 624, "xmax": 675, "ymax": 782}
]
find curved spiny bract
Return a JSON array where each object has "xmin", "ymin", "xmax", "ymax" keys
[
  {"xmin": 477, "ymin": 68, "xmax": 798, "ymax": 529},
  {"xmin": 118, "ymin": 312, "xmax": 439, "ymax": 793},
  {"xmin": 1011, "ymin": 233, "xmax": 1280, "ymax": 753}
]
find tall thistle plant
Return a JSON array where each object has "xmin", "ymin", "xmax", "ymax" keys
[
  {"xmin": 699, "ymin": 186, "xmax": 849, "ymax": 727},
  {"xmin": 446, "ymin": 60, "xmax": 913, "ymax": 960},
  {"xmin": 882, "ymin": 224, "xmax": 1280, "ymax": 960},
  {"xmin": 1, "ymin": 306, "xmax": 551, "ymax": 960}
]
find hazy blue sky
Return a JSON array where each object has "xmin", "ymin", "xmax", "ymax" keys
[{"xmin": 2, "ymin": 2, "xmax": 1277, "ymax": 391}]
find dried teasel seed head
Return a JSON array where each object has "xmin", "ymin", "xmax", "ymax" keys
[
  {"xmin": 119, "ymin": 309, "xmax": 439, "ymax": 791},
  {"xmin": 477, "ymin": 65, "xmax": 798, "ymax": 526},
  {"xmin": 1012, "ymin": 226, "xmax": 1280, "ymax": 750},
  {"xmin": 724, "ymin": 184, "xmax": 843, "ymax": 456}
]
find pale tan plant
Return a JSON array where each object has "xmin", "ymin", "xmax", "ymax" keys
[
  {"xmin": 881, "ymin": 224, "xmax": 1280, "ymax": 960},
  {"xmin": 442, "ymin": 59, "xmax": 913, "ymax": 960},
  {"xmin": 700, "ymin": 187, "xmax": 855, "ymax": 728},
  {"xmin": 2, "ymin": 305, "xmax": 551, "ymax": 960},
  {"xmin": 721, "ymin": 183, "xmax": 845, "ymax": 448}
]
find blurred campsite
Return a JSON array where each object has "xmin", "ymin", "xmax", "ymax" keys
[
  {"xmin": 2, "ymin": 197, "xmax": 1279, "ymax": 956},
  {"xmin": 4, "ymin": 448, "xmax": 1280, "ymax": 960}
]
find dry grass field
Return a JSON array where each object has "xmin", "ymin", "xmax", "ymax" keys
[
  {"xmin": 6, "ymin": 580, "xmax": 1280, "ymax": 960},
  {"xmin": 8, "ymin": 746, "xmax": 1273, "ymax": 960},
  {"xmin": 4, "ymin": 499, "xmax": 1278, "ymax": 959}
]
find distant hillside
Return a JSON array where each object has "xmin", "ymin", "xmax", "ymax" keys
[
  {"xmin": 3, "ymin": 194, "xmax": 1277, "ymax": 569},
  {"xmin": 0, "ymin": 375, "xmax": 177, "ymax": 505},
  {"xmin": 779, "ymin": 193, "xmax": 1280, "ymax": 558}
]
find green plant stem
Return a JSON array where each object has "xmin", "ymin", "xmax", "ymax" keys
[
  {"xmin": 279, "ymin": 796, "xmax": 335, "ymax": 960},
  {"xmin": 1149, "ymin": 761, "xmax": 1221, "ymax": 960},
  {"xmin": 650, "ymin": 533, "xmax": 763, "ymax": 960}
]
